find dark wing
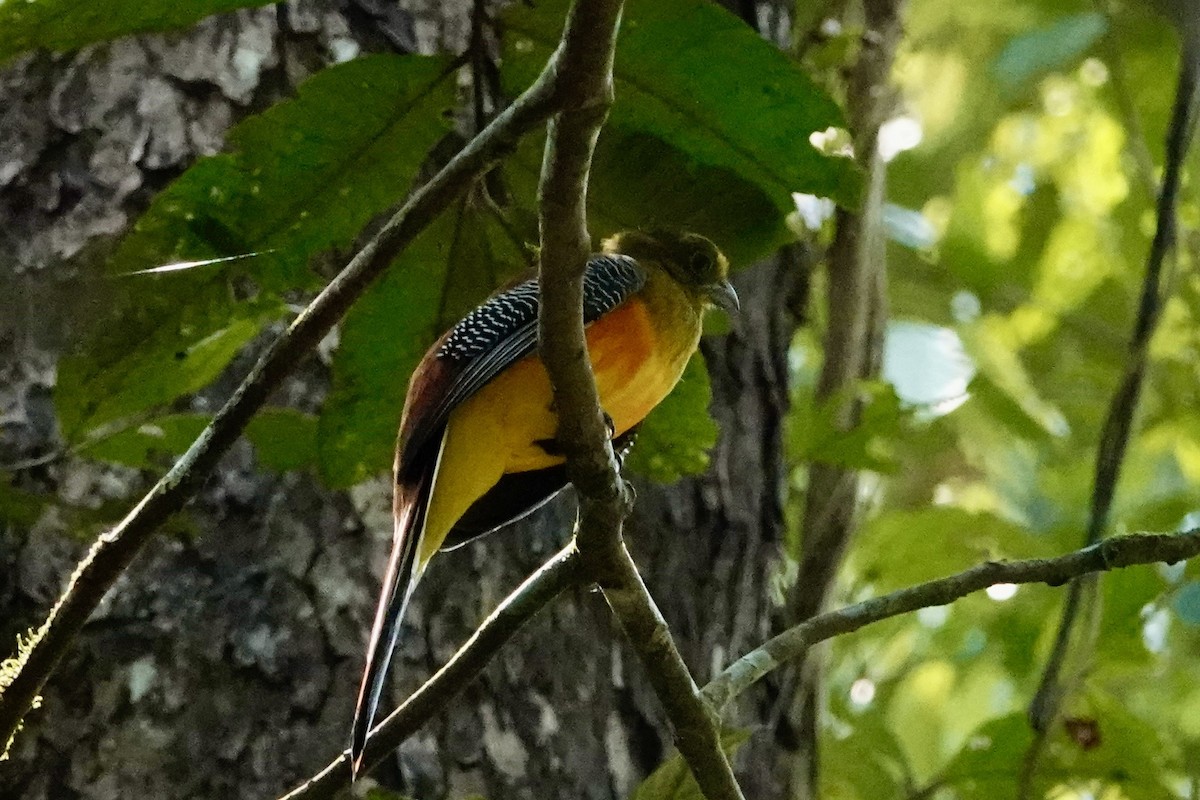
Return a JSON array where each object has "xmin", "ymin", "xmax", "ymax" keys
[{"xmin": 397, "ymin": 253, "xmax": 646, "ymax": 477}]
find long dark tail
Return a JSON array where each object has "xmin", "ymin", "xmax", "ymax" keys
[{"xmin": 349, "ymin": 471, "xmax": 431, "ymax": 777}]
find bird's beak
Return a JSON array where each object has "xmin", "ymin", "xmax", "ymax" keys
[{"xmin": 707, "ymin": 280, "xmax": 739, "ymax": 314}]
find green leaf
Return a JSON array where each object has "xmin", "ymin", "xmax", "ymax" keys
[
  {"xmin": 959, "ymin": 317, "xmax": 1068, "ymax": 439},
  {"xmin": 317, "ymin": 200, "xmax": 527, "ymax": 488},
  {"xmin": 0, "ymin": 0, "xmax": 275, "ymax": 63},
  {"xmin": 823, "ymin": 686, "xmax": 909, "ymax": 800},
  {"xmin": 792, "ymin": 381, "xmax": 910, "ymax": 473},
  {"xmin": 852, "ymin": 507, "xmax": 1049, "ymax": 592},
  {"xmin": 503, "ymin": 0, "xmax": 860, "ymax": 235},
  {"xmin": 1173, "ymin": 581, "xmax": 1200, "ymax": 626},
  {"xmin": 57, "ymin": 311, "xmax": 280, "ymax": 441},
  {"xmin": 629, "ymin": 730, "xmax": 748, "ymax": 800},
  {"xmin": 991, "ymin": 13, "xmax": 1108, "ymax": 96},
  {"xmin": 56, "ymin": 54, "xmax": 456, "ymax": 440},
  {"xmin": 625, "ymin": 353, "xmax": 719, "ymax": 483},
  {"xmin": 79, "ymin": 410, "xmax": 317, "ymax": 473},
  {"xmin": 109, "ymin": 54, "xmax": 455, "ymax": 282},
  {"xmin": 940, "ymin": 713, "xmax": 1034, "ymax": 798},
  {"xmin": 0, "ymin": 477, "xmax": 48, "ymax": 528},
  {"xmin": 246, "ymin": 409, "xmax": 319, "ymax": 472},
  {"xmin": 363, "ymin": 789, "xmax": 417, "ymax": 800}
]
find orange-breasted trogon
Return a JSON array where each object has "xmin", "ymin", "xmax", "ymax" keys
[{"xmin": 350, "ymin": 230, "xmax": 736, "ymax": 773}]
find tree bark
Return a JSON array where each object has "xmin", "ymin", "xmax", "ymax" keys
[{"xmin": 0, "ymin": 3, "xmax": 800, "ymax": 798}]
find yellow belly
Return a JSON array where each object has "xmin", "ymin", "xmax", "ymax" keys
[{"xmin": 418, "ymin": 298, "xmax": 698, "ymax": 563}]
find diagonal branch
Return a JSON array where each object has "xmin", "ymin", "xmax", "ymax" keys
[
  {"xmin": 0, "ymin": 39, "xmax": 567, "ymax": 750},
  {"xmin": 534, "ymin": 2, "xmax": 743, "ymax": 798},
  {"xmin": 276, "ymin": 543, "xmax": 582, "ymax": 800},
  {"xmin": 703, "ymin": 529, "xmax": 1200, "ymax": 713}
]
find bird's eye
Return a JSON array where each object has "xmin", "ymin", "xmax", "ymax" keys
[{"xmin": 689, "ymin": 250, "xmax": 714, "ymax": 274}]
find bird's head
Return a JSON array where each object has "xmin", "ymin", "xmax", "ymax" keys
[{"xmin": 601, "ymin": 229, "xmax": 738, "ymax": 314}]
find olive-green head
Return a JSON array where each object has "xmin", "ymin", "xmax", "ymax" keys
[{"xmin": 601, "ymin": 229, "xmax": 737, "ymax": 314}]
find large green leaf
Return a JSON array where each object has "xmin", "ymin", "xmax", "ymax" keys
[
  {"xmin": 78, "ymin": 410, "xmax": 318, "ymax": 473},
  {"xmin": 57, "ymin": 54, "xmax": 456, "ymax": 440},
  {"xmin": 502, "ymin": 0, "xmax": 860, "ymax": 231},
  {"xmin": 0, "ymin": 0, "xmax": 275, "ymax": 63},
  {"xmin": 791, "ymin": 381, "xmax": 911, "ymax": 473}
]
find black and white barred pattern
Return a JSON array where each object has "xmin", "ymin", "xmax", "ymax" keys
[{"xmin": 437, "ymin": 254, "xmax": 645, "ymax": 362}]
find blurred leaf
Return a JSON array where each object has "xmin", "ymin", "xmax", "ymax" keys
[
  {"xmin": 824, "ymin": 685, "xmax": 909, "ymax": 800},
  {"xmin": 364, "ymin": 789, "xmax": 417, "ymax": 800},
  {"xmin": 80, "ymin": 410, "xmax": 317, "ymax": 473},
  {"xmin": 940, "ymin": 713, "xmax": 1034, "ymax": 798},
  {"xmin": 886, "ymin": 660, "xmax": 956, "ymax": 780},
  {"xmin": 960, "ymin": 317, "xmax": 1068, "ymax": 438},
  {"xmin": 0, "ymin": 477, "xmax": 47, "ymax": 528},
  {"xmin": 56, "ymin": 54, "xmax": 456, "ymax": 440},
  {"xmin": 625, "ymin": 353, "xmax": 719, "ymax": 483},
  {"xmin": 1047, "ymin": 694, "xmax": 1176, "ymax": 799},
  {"xmin": 1172, "ymin": 581, "xmax": 1200, "ymax": 626},
  {"xmin": 629, "ymin": 730, "xmax": 748, "ymax": 800},
  {"xmin": 992, "ymin": 13, "xmax": 1107, "ymax": 95},
  {"xmin": 318, "ymin": 199, "xmax": 526, "ymax": 488},
  {"xmin": 792, "ymin": 381, "xmax": 911, "ymax": 473},
  {"xmin": 246, "ymin": 409, "xmax": 319, "ymax": 472},
  {"xmin": 503, "ymin": 0, "xmax": 861, "ymax": 258},
  {"xmin": 0, "ymin": 0, "xmax": 274, "ymax": 63},
  {"xmin": 853, "ymin": 507, "xmax": 1050, "ymax": 592}
]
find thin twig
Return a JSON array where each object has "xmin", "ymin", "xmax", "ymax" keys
[
  {"xmin": 0, "ymin": 47, "xmax": 565, "ymax": 748},
  {"xmin": 784, "ymin": 0, "xmax": 901, "ymax": 795},
  {"xmin": 1024, "ymin": 38, "xmax": 1200, "ymax": 778},
  {"xmin": 702, "ymin": 529, "xmax": 1200, "ymax": 713},
  {"xmin": 276, "ymin": 543, "xmax": 582, "ymax": 800}
]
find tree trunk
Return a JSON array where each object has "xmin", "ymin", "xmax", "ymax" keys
[{"xmin": 0, "ymin": 3, "xmax": 800, "ymax": 798}]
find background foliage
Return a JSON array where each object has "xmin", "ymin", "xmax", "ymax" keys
[{"xmin": 1, "ymin": 0, "xmax": 1198, "ymax": 797}]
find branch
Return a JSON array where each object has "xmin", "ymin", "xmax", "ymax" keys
[
  {"xmin": 784, "ymin": 0, "xmax": 901, "ymax": 795},
  {"xmin": 0, "ymin": 46, "xmax": 565, "ymax": 747},
  {"xmin": 534, "ymin": 2, "xmax": 743, "ymax": 799},
  {"xmin": 703, "ymin": 529, "xmax": 1200, "ymax": 713},
  {"xmin": 276, "ymin": 543, "xmax": 582, "ymax": 800},
  {"xmin": 1025, "ymin": 31, "xmax": 1200, "ymax": 762}
]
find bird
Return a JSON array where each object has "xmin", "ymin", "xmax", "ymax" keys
[{"xmin": 349, "ymin": 229, "xmax": 737, "ymax": 775}]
